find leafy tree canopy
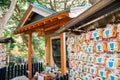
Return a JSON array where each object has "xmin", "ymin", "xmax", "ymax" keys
[{"xmin": 0, "ymin": 0, "xmax": 95, "ymax": 63}]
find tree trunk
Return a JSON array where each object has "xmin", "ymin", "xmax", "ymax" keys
[{"xmin": 0, "ymin": 0, "xmax": 17, "ymax": 35}]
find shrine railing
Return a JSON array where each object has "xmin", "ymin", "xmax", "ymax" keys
[{"xmin": 0, "ymin": 62, "xmax": 43, "ymax": 80}]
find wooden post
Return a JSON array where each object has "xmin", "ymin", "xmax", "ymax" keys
[
  {"xmin": 45, "ymin": 37, "xmax": 51, "ymax": 66},
  {"xmin": 60, "ymin": 33, "xmax": 66, "ymax": 75},
  {"xmin": 28, "ymin": 33, "xmax": 32, "ymax": 79}
]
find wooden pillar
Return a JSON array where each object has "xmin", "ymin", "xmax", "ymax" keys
[
  {"xmin": 60, "ymin": 33, "xmax": 66, "ymax": 75},
  {"xmin": 45, "ymin": 37, "xmax": 51, "ymax": 66},
  {"xmin": 28, "ymin": 33, "xmax": 32, "ymax": 79}
]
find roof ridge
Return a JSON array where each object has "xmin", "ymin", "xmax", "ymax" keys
[{"xmin": 32, "ymin": 2, "xmax": 56, "ymax": 14}]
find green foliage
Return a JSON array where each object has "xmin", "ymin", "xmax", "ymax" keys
[
  {"xmin": 32, "ymin": 33, "xmax": 45, "ymax": 58},
  {"xmin": 0, "ymin": 0, "xmax": 90, "ymax": 64},
  {"xmin": 9, "ymin": 54, "xmax": 24, "ymax": 65},
  {"xmin": 32, "ymin": 55, "xmax": 38, "ymax": 63},
  {"xmin": 0, "ymin": 0, "xmax": 10, "ymax": 6}
]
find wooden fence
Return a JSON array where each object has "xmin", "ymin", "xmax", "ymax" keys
[{"xmin": 0, "ymin": 63, "xmax": 43, "ymax": 80}]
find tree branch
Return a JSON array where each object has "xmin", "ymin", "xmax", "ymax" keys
[
  {"xmin": 49, "ymin": 0, "xmax": 56, "ymax": 11},
  {"xmin": 15, "ymin": 7, "xmax": 22, "ymax": 19},
  {"xmin": 64, "ymin": 0, "xmax": 67, "ymax": 9},
  {"xmin": 53, "ymin": 0, "xmax": 57, "ymax": 11},
  {"xmin": 0, "ymin": 0, "xmax": 17, "ymax": 34},
  {"xmin": 12, "ymin": 14, "xmax": 20, "ymax": 21}
]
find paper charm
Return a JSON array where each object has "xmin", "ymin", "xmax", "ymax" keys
[
  {"xmin": 67, "ymin": 37, "xmax": 70, "ymax": 45},
  {"xmin": 71, "ymin": 61, "xmax": 75, "ymax": 67},
  {"xmin": 96, "ymin": 42, "xmax": 107, "ymax": 53},
  {"xmin": 117, "ymin": 24, "xmax": 120, "ymax": 32},
  {"xmin": 96, "ymin": 57, "xmax": 106, "ymax": 65},
  {"xmin": 101, "ymin": 77, "xmax": 107, "ymax": 80},
  {"xmin": 73, "ymin": 62, "xmax": 79, "ymax": 70},
  {"xmin": 96, "ymin": 43, "xmax": 102, "ymax": 52},
  {"xmin": 92, "ymin": 30, "xmax": 98, "ymax": 38},
  {"xmin": 76, "ymin": 78, "xmax": 81, "ymax": 80},
  {"xmin": 84, "ymin": 65, "xmax": 89, "ymax": 73},
  {"xmin": 108, "ymin": 74, "xmax": 119, "ymax": 80},
  {"xmin": 108, "ymin": 41, "xmax": 120, "ymax": 52},
  {"xmin": 67, "ymin": 46, "xmax": 71, "ymax": 52},
  {"xmin": 77, "ymin": 54, "xmax": 81, "ymax": 60},
  {"xmin": 88, "ymin": 56, "xmax": 96, "ymax": 63},
  {"xmin": 73, "ymin": 54, "xmax": 77, "ymax": 60},
  {"xmin": 81, "ymin": 43, "xmax": 87, "ymax": 52},
  {"xmin": 90, "ymin": 67, "xmax": 98, "ymax": 75},
  {"xmin": 79, "ymin": 33, "xmax": 86, "ymax": 42},
  {"xmin": 79, "ymin": 73, "xmax": 84, "ymax": 79},
  {"xmin": 76, "ymin": 45, "xmax": 81, "ymax": 53},
  {"xmin": 81, "ymin": 54, "xmax": 88, "ymax": 62},
  {"xmin": 74, "ymin": 71, "xmax": 79, "ymax": 78},
  {"xmin": 98, "ymin": 69, "xmax": 109, "ymax": 78},
  {"xmin": 70, "ymin": 45, "xmax": 74, "ymax": 52},
  {"xmin": 117, "ymin": 24, "xmax": 120, "ymax": 39},
  {"xmin": 69, "ymin": 77, "xmax": 74, "ymax": 80},
  {"xmin": 69, "ymin": 61, "xmax": 73, "ymax": 68},
  {"xmin": 75, "ymin": 36, "xmax": 79, "ymax": 41},
  {"xmin": 87, "ymin": 43, "xmax": 95, "ymax": 53},
  {"xmin": 103, "ymin": 28, "xmax": 111, "ymax": 38},
  {"xmin": 94, "ymin": 77, "xmax": 107, "ymax": 80},
  {"xmin": 103, "ymin": 24, "xmax": 117, "ymax": 38},
  {"xmin": 92, "ymin": 29, "xmax": 103, "ymax": 41},
  {"xmin": 86, "ymin": 32, "xmax": 91, "ymax": 40},
  {"xmin": 70, "ymin": 37, "xmax": 75, "ymax": 46},
  {"xmin": 70, "ymin": 69, "xmax": 74, "ymax": 76},
  {"xmin": 74, "ymin": 45, "xmax": 77, "ymax": 53},
  {"xmin": 75, "ymin": 36, "xmax": 80, "ymax": 45},
  {"xmin": 106, "ymin": 58, "xmax": 120, "ymax": 69},
  {"xmin": 84, "ymin": 75, "xmax": 92, "ymax": 80},
  {"xmin": 78, "ymin": 65, "xmax": 84, "ymax": 72},
  {"xmin": 68, "ymin": 53, "xmax": 70, "ymax": 58}
]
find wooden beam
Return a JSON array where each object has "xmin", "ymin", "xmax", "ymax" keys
[
  {"xmin": 45, "ymin": 37, "xmax": 51, "ymax": 66},
  {"xmin": 60, "ymin": 32, "xmax": 66, "ymax": 76},
  {"xmin": 14, "ymin": 10, "xmax": 70, "ymax": 34},
  {"xmin": 44, "ymin": 17, "xmax": 71, "ymax": 31},
  {"xmin": 19, "ymin": 15, "xmax": 71, "ymax": 34},
  {"xmin": 38, "ymin": 31, "xmax": 45, "ymax": 36},
  {"xmin": 33, "ymin": 16, "xmax": 70, "ymax": 31},
  {"xmin": 18, "ymin": 5, "xmax": 33, "ymax": 28},
  {"xmin": 27, "ymin": 17, "xmax": 71, "ymax": 36},
  {"xmin": 24, "ymin": 30, "xmax": 34, "ymax": 34},
  {"xmin": 28, "ymin": 33, "xmax": 32, "ymax": 79},
  {"xmin": 44, "ymin": 28, "xmax": 60, "ymax": 34},
  {"xmin": 45, "ymin": 0, "xmax": 114, "ymax": 37},
  {"xmin": 45, "ymin": 18, "xmax": 72, "ymax": 36},
  {"xmin": 45, "ymin": 26, "xmax": 60, "ymax": 32},
  {"xmin": 26, "ymin": 12, "xmax": 34, "ymax": 22}
]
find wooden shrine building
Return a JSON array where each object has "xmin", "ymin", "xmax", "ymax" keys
[
  {"xmin": 14, "ymin": 3, "xmax": 72, "ymax": 79},
  {"xmin": 14, "ymin": 0, "xmax": 120, "ymax": 79}
]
